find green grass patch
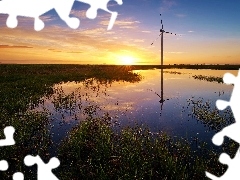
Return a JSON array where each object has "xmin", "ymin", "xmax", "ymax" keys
[{"xmin": 57, "ymin": 116, "xmax": 227, "ymax": 180}]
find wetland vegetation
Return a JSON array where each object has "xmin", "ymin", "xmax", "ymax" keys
[{"xmin": 0, "ymin": 64, "xmax": 238, "ymax": 179}]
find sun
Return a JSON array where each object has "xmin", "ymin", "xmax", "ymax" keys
[{"xmin": 119, "ymin": 56, "xmax": 135, "ymax": 65}]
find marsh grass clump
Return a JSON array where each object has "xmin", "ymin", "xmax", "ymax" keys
[
  {"xmin": 57, "ymin": 116, "xmax": 226, "ymax": 180},
  {"xmin": 164, "ymin": 70, "xmax": 183, "ymax": 75},
  {"xmin": 192, "ymin": 75, "xmax": 223, "ymax": 84},
  {"xmin": 187, "ymin": 98, "xmax": 234, "ymax": 131}
]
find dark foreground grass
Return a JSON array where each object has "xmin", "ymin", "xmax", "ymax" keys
[
  {"xmin": 57, "ymin": 116, "xmax": 227, "ymax": 180},
  {"xmin": 0, "ymin": 111, "xmax": 51, "ymax": 179}
]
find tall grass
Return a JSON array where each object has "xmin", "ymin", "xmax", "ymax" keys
[{"xmin": 57, "ymin": 115, "xmax": 226, "ymax": 180}]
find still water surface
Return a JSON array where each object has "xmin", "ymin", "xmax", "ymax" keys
[{"xmin": 33, "ymin": 69, "xmax": 238, "ymax": 152}]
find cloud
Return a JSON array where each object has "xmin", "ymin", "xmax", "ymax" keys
[
  {"xmin": 142, "ymin": 30, "xmax": 151, "ymax": 33},
  {"xmin": 188, "ymin": 31, "xmax": 194, "ymax": 33},
  {"xmin": 81, "ymin": 28, "xmax": 106, "ymax": 35},
  {"xmin": 160, "ymin": 0, "xmax": 177, "ymax": 12},
  {"xmin": 176, "ymin": 14, "xmax": 186, "ymax": 18},
  {"xmin": 0, "ymin": 45, "xmax": 33, "ymax": 48},
  {"xmin": 134, "ymin": 39, "xmax": 144, "ymax": 43},
  {"xmin": 48, "ymin": 49, "xmax": 62, "ymax": 52},
  {"xmin": 99, "ymin": 19, "xmax": 140, "ymax": 29},
  {"xmin": 0, "ymin": 18, "xmax": 159, "ymax": 64},
  {"xmin": 40, "ymin": 15, "xmax": 57, "ymax": 22},
  {"xmin": 166, "ymin": 51, "xmax": 186, "ymax": 54},
  {"xmin": 67, "ymin": 51, "xmax": 83, "ymax": 53},
  {"xmin": 70, "ymin": 10, "xmax": 87, "ymax": 19},
  {"xmin": 119, "ymin": 26, "xmax": 136, "ymax": 29}
]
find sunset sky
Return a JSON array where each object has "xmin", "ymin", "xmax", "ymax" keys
[{"xmin": 0, "ymin": 0, "xmax": 240, "ymax": 65}]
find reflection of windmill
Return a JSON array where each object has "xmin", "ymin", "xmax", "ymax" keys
[
  {"xmin": 152, "ymin": 69, "xmax": 164, "ymax": 110},
  {"xmin": 160, "ymin": 68, "xmax": 164, "ymax": 109},
  {"xmin": 151, "ymin": 14, "xmax": 178, "ymax": 66}
]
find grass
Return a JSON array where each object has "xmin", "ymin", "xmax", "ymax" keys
[
  {"xmin": 0, "ymin": 111, "xmax": 51, "ymax": 179},
  {"xmin": 187, "ymin": 98, "xmax": 234, "ymax": 131},
  {"xmin": 192, "ymin": 75, "xmax": 223, "ymax": 84},
  {"xmin": 57, "ymin": 115, "xmax": 228, "ymax": 180},
  {"xmin": 163, "ymin": 71, "xmax": 225, "ymax": 84}
]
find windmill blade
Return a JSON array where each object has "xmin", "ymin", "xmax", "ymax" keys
[
  {"xmin": 151, "ymin": 32, "xmax": 162, "ymax": 45},
  {"xmin": 160, "ymin": 14, "xmax": 163, "ymax": 30},
  {"xmin": 165, "ymin": 31, "xmax": 177, "ymax": 36}
]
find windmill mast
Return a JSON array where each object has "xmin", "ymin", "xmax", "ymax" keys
[
  {"xmin": 160, "ymin": 14, "xmax": 163, "ymax": 66},
  {"xmin": 151, "ymin": 14, "xmax": 179, "ymax": 108}
]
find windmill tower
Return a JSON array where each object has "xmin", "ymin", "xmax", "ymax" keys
[
  {"xmin": 151, "ymin": 14, "xmax": 178, "ymax": 109},
  {"xmin": 151, "ymin": 14, "xmax": 177, "ymax": 66}
]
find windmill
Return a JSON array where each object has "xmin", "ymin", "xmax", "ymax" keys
[
  {"xmin": 151, "ymin": 14, "xmax": 178, "ymax": 66},
  {"xmin": 151, "ymin": 14, "xmax": 178, "ymax": 109}
]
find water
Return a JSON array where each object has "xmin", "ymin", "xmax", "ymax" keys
[{"xmin": 32, "ymin": 68, "xmax": 238, "ymax": 153}]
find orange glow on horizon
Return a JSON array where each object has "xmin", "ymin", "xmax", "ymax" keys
[{"xmin": 118, "ymin": 55, "xmax": 135, "ymax": 65}]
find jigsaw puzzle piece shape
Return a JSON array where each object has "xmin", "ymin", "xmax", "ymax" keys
[
  {"xmin": 212, "ymin": 123, "xmax": 240, "ymax": 146},
  {"xmin": 216, "ymin": 100, "xmax": 229, "ymax": 111},
  {"xmin": 223, "ymin": 73, "xmax": 236, "ymax": 85},
  {"xmin": 0, "ymin": 126, "xmax": 15, "ymax": 146},
  {"xmin": 0, "ymin": 160, "xmax": 8, "ymax": 171},
  {"xmin": 77, "ymin": 0, "xmax": 122, "ymax": 30},
  {"xmin": 0, "ymin": 0, "xmax": 18, "ymax": 28},
  {"xmin": 218, "ymin": 71, "xmax": 240, "ymax": 120},
  {"xmin": 0, "ymin": 0, "xmax": 53, "ymax": 31},
  {"xmin": 54, "ymin": 0, "xmax": 80, "ymax": 29},
  {"xmin": 206, "ymin": 148, "xmax": 240, "ymax": 180},
  {"xmin": 0, "ymin": 0, "xmax": 79, "ymax": 31},
  {"xmin": 24, "ymin": 155, "xmax": 60, "ymax": 180},
  {"xmin": 13, "ymin": 172, "xmax": 24, "ymax": 180}
]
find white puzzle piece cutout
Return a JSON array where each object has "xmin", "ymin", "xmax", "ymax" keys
[
  {"xmin": 24, "ymin": 155, "xmax": 60, "ymax": 180},
  {"xmin": 0, "ymin": 126, "xmax": 15, "ymax": 146},
  {"xmin": 206, "ymin": 149, "xmax": 240, "ymax": 180},
  {"xmin": 206, "ymin": 69, "xmax": 240, "ymax": 179},
  {"xmin": 0, "ymin": 160, "xmax": 8, "ymax": 171},
  {"xmin": 13, "ymin": 172, "xmax": 24, "ymax": 180},
  {"xmin": 0, "ymin": 126, "xmax": 15, "ymax": 172},
  {"xmin": 0, "ymin": 0, "xmax": 79, "ymax": 31},
  {"xmin": 0, "ymin": 0, "xmax": 123, "ymax": 31},
  {"xmin": 77, "ymin": 0, "xmax": 123, "ymax": 30}
]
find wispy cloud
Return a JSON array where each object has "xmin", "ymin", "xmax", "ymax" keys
[
  {"xmin": 40, "ymin": 15, "xmax": 57, "ymax": 22},
  {"xmin": 99, "ymin": 19, "xmax": 140, "ymax": 29},
  {"xmin": 48, "ymin": 49, "xmax": 62, "ymax": 52},
  {"xmin": 188, "ymin": 30, "xmax": 194, "ymax": 33},
  {"xmin": 141, "ymin": 30, "xmax": 151, "ymax": 33},
  {"xmin": 67, "ymin": 51, "xmax": 83, "ymax": 53},
  {"xmin": 133, "ymin": 39, "xmax": 145, "ymax": 43},
  {"xmin": 0, "ymin": 45, "xmax": 33, "ymax": 48},
  {"xmin": 160, "ymin": 0, "xmax": 177, "ymax": 12},
  {"xmin": 176, "ymin": 14, "xmax": 186, "ymax": 18},
  {"xmin": 166, "ymin": 51, "xmax": 186, "ymax": 54},
  {"xmin": 70, "ymin": 10, "xmax": 87, "ymax": 19}
]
